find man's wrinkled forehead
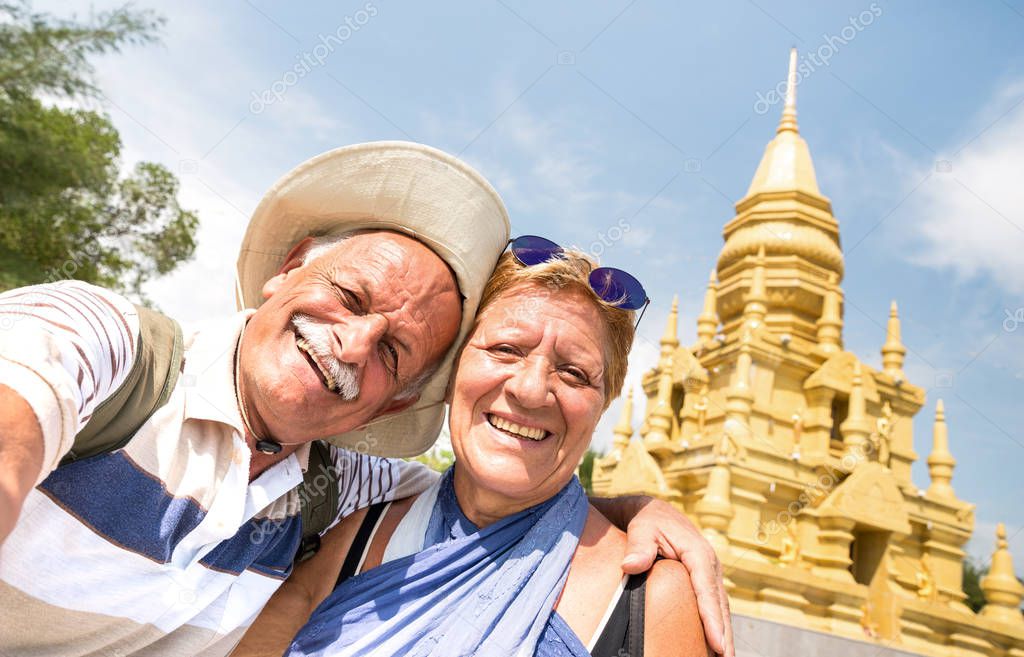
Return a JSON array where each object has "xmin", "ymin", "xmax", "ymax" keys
[{"xmin": 325, "ymin": 228, "xmax": 462, "ymax": 298}]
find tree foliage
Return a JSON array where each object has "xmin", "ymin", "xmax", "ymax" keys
[
  {"xmin": 0, "ymin": 1, "xmax": 197, "ymax": 298},
  {"xmin": 962, "ymin": 556, "xmax": 987, "ymax": 613}
]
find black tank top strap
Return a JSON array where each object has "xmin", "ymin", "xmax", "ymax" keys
[
  {"xmin": 590, "ymin": 570, "xmax": 648, "ymax": 657},
  {"xmin": 335, "ymin": 501, "xmax": 389, "ymax": 589}
]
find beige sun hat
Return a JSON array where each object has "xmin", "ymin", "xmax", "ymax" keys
[{"xmin": 235, "ymin": 141, "xmax": 510, "ymax": 457}]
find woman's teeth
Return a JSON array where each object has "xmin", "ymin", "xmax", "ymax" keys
[
  {"xmin": 296, "ymin": 336, "xmax": 338, "ymax": 393},
  {"xmin": 487, "ymin": 414, "xmax": 548, "ymax": 441}
]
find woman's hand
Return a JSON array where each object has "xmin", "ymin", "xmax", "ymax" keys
[{"xmin": 589, "ymin": 495, "xmax": 733, "ymax": 657}]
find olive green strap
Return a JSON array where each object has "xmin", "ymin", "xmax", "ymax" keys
[
  {"xmin": 62, "ymin": 305, "xmax": 184, "ymax": 465},
  {"xmin": 295, "ymin": 440, "xmax": 340, "ymax": 563}
]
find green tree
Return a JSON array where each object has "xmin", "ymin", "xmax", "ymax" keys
[
  {"xmin": 408, "ymin": 447, "xmax": 456, "ymax": 474},
  {"xmin": 577, "ymin": 448, "xmax": 600, "ymax": 494},
  {"xmin": 0, "ymin": 1, "xmax": 197, "ymax": 299},
  {"xmin": 962, "ymin": 556, "xmax": 987, "ymax": 613}
]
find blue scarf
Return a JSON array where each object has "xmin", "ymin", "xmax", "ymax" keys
[{"xmin": 286, "ymin": 467, "xmax": 589, "ymax": 657}]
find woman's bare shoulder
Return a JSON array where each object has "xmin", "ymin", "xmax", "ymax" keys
[{"xmin": 644, "ymin": 559, "xmax": 709, "ymax": 657}]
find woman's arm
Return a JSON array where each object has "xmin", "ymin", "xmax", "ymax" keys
[
  {"xmin": 231, "ymin": 507, "xmax": 369, "ymax": 657},
  {"xmin": 644, "ymin": 559, "xmax": 710, "ymax": 657}
]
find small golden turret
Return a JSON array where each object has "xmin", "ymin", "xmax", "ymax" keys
[
  {"xmin": 926, "ymin": 400, "xmax": 956, "ymax": 499},
  {"xmin": 695, "ymin": 456, "xmax": 734, "ymax": 552},
  {"xmin": 743, "ymin": 245, "xmax": 768, "ymax": 329},
  {"xmin": 723, "ymin": 332, "xmax": 755, "ymax": 445},
  {"xmin": 815, "ymin": 272, "xmax": 843, "ymax": 355},
  {"xmin": 611, "ymin": 388, "xmax": 634, "ymax": 460},
  {"xmin": 643, "ymin": 354, "xmax": 675, "ymax": 452},
  {"xmin": 696, "ymin": 270, "xmax": 719, "ymax": 348},
  {"xmin": 881, "ymin": 300, "xmax": 907, "ymax": 382},
  {"xmin": 840, "ymin": 361, "xmax": 872, "ymax": 463},
  {"xmin": 980, "ymin": 523, "xmax": 1024, "ymax": 625},
  {"xmin": 660, "ymin": 295, "xmax": 680, "ymax": 365}
]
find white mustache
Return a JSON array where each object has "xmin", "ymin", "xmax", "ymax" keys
[{"xmin": 291, "ymin": 314, "xmax": 360, "ymax": 400}]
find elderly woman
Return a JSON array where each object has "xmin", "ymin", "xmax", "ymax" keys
[{"xmin": 234, "ymin": 238, "xmax": 707, "ymax": 657}]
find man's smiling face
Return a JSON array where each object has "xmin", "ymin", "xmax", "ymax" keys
[{"xmin": 240, "ymin": 230, "xmax": 462, "ymax": 445}]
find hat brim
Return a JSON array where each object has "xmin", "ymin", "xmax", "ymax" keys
[{"xmin": 236, "ymin": 141, "xmax": 510, "ymax": 457}]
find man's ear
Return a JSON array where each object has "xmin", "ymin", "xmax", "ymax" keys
[
  {"xmin": 262, "ymin": 237, "xmax": 316, "ymax": 300},
  {"xmin": 379, "ymin": 393, "xmax": 419, "ymax": 417}
]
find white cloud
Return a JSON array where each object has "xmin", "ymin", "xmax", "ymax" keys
[{"xmin": 901, "ymin": 81, "xmax": 1024, "ymax": 295}]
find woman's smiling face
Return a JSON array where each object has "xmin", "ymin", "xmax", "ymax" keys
[{"xmin": 448, "ymin": 283, "xmax": 608, "ymax": 516}]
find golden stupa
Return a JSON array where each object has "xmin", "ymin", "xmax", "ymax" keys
[{"xmin": 593, "ymin": 49, "xmax": 1024, "ymax": 656}]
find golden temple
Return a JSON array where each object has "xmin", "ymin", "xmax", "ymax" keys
[{"xmin": 592, "ymin": 49, "xmax": 1024, "ymax": 656}]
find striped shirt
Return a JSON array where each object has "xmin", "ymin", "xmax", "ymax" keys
[{"xmin": 0, "ymin": 281, "xmax": 436, "ymax": 657}]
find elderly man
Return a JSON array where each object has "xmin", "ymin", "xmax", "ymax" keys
[{"xmin": 0, "ymin": 142, "xmax": 732, "ymax": 657}]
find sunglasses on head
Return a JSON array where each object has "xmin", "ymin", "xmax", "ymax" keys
[{"xmin": 508, "ymin": 235, "xmax": 650, "ymax": 327}]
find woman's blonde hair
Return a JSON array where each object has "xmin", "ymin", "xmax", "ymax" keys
[{"xmin": 476, "ymin": 249, "xmax": 636, "ymax": 408}]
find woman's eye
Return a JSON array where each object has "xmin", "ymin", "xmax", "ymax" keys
[{"xmin": 561, "ymin": 366, "xmax": 590, "ymax": 384}]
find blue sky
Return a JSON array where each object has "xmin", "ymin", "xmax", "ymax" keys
[{"xmin": 45, "ymin": 0, "xmax": 1024, "ymax": 565}]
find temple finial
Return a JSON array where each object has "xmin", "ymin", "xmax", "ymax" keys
[
  {"xmin": 882, "ymin": 300, "xmax": 906, "ymax": 381},
  {"xmin": 815, "ymin": 272, "xmax": 843, "ymax": 355},
  {"xmin": 927, "ymin": 400, "xmax": 956, "ymax": 498},
  {"xmin": 980, "ymin": 522, "xmax": 1024, "ymax": 624},
  {"xmin": 696, "ymin": 270, "xmax": 719, "ymax": 348},
  {"xmin": 660, "ymin": 295, "xmax": 680, "ymax": 363},
  {"xmin": 743, "ymin": 246, "xmax": 768, "ymax": 329},
  {"xmin": 644, "ymin": 354, "xmax": 675, "ymax": 452},
  {"xmin": 841, "ymin": 361, "xmax": 871, "ymax": 465},
  {"xmin": 778, "ymin": 47, "xmax": 799, "ymax": 134},
  {"xmin": 611, "ymin": 388, "xmax": 635, "ymax": 459}
]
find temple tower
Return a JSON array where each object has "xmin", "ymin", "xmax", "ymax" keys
[{"xmin": 592, "ymin": 49, "xmax": 1021, "ymax": 656}]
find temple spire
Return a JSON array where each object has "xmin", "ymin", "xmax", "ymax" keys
[
  {"xmin": 611, "ymin": 388, "xmax": 634, "ymax": 460},
  {"xmin": 644, "ymin": 354, "xmax": 675, "ymax": 452},
  {"xmin": 840, "ymin": 361, "xmax": 872, "ymax": 464},
  {"xmin": 696, "ymin": 270, "xmax": 719, "ymax": 348},
  {"xmin": 723, "ymin": 331, "xmax": 755, "ymax": 443},
  {"xmin": 743, "ymin": 246, "xmax": 768, "ymax": 329},
  {"xmin": 927, "ymin": 400, "xmax": 956, "ymax": 499},
  {"xmin": 660, "ymin": 295, "xmax": 680, "ymax": 363},
  {"xmin": 742, "ymin": 48, "xmax": 823, "ymax": 200},
  {"xmin": 815, "ymin": 272, "xmax": 843, "ymax": 355},
  {"xmin": 778, "ymin": 46, "xmax": 799, "ymax": 134},
  {"xmin": 980, "ymin": 523, "xmax": 1024, "ymax": 625},
  {"xmin": 881, "ymin": 300, "xmax": 907, "ymax": 381}
]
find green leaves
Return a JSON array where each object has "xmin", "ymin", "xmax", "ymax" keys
[{"xmin": 0, "ymin": 2, "xmax": 196, "ymax": 303}]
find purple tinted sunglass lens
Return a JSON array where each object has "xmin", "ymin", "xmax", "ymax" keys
[
  {"xmin": 589, "ymin": 267, "xmax": 648, "ymax": 310},
  {"xmin": 511, "ymin": 235, "xmax": 562, "ymax": 266}
]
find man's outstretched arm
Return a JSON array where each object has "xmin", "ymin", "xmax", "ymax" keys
[
  {"xmin": 590, "ymin": 495, "xmax": 733, "ymax": 657},
  {"xmin": 0, "ymin": 385, "xmax": 44, "ymax": 547}
]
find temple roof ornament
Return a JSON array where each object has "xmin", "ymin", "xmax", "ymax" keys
[
  {"xmin": 881, "ymin": 300, "xmax": 907, "ymax": 382},
  {"xmin": 660, "ymin": 294, "xmax": 680, "ymax": 364},
  {"xmin": 742, "ymin": 47, "xmax": 824, "ymax": 201},
  {"xmin": 926, "ymin": 400, "xmax": 956, "ymax": 498},
  {"xmin": 815, "ymin": 272, "xmax": 844, "ymax": 355},
  {"xmin": 611, "ymin": 387, "xmax": 634, "ymax": 460},
  {"xmin": 980, "ymin": 523, "xmax": 1024, "ymax": 625},
  {"xmin": 696, "ymin": 270, "xmax": 719, "ymax": 349}
]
